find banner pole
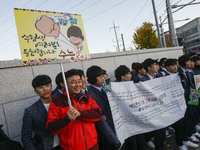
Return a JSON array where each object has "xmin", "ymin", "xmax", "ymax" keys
[{"xmin": 60, "ymin": 62, "xmax": 72, "ymax": 108}]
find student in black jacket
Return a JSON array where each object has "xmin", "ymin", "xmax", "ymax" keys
[
  {"xmin": 142, "ymin": 58, "xmax": 165, "ymax": 150},
  {"xmin": 178, "ymin": 55, "xmax": 199, "ymax": 148},
  {"xmin": 164, "ymin": 59, "xmax": 187, "ymax": 150},
  {"xmin": 115, "ymin": 65, "xmax": 146, "ymax": 150}
]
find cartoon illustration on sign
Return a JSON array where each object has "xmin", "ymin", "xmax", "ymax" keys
[
  {"xmin": 35, "ymin": 15, "xmax": 84, "ymax": 52},
  {"xmin": 14, "ymin": 8, "xmax": 90, "ymax": 66}
]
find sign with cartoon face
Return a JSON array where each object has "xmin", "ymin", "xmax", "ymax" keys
[{"xmin": 14, "ymin": 8, "xmax": 90, "ymax": 66}]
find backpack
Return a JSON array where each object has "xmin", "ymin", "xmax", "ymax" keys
[{"xmin": 0, "ymin": 125, "xmax": 24, "ymax": 150}]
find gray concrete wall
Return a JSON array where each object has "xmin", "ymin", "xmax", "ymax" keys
[{"xmin": 0, "ymin": 47, "xmax": 183, "ymax": 141}]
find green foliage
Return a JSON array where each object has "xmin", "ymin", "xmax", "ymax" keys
[{"xmin": 133, "ymin": 22, "xmax": 159, "ymax": 49}]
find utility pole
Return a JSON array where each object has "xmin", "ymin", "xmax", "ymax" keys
[
  {"xmin": 121, "ymin": 34, "xmax": 126, "ymax": 51},
  {"xmin": 159, "ymin": 17, "xmax": 166, "ymax": 47},
  {"xmin": 151, "ymin": 0, "xmax": 163, "ymax": 48},
  {"xmin": 166, "ymin": 0, "xmax": 179, "ymax": 47},
  {"xmin": 110, "ymin": 22, "xmax": 120, "ymax": 52}
]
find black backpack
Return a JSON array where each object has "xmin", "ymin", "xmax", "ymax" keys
[{"xmin": 0, "ymin": 125, "xmax": 24, "ymax": 150}]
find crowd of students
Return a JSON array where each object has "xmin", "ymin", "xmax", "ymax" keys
[{"xmin": 21, "ymin": 52, "xmax": 200, "ymax": 150}]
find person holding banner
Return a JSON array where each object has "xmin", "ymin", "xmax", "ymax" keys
[
  {"xmin": 46, "ymin": 69, "xmax": 102, "ymax": 150},
  {"xmin": 131, "ymin": 62, "xmax": 138, "ymax": 81},
  {"xmin": 192, "ymin": 56, "xmax": 200, "ymax": 130},
  {"xmin": 163, "ymin": 59, "xmax": 188, "ymax": 150},
  {"xmin": 115, "ymin": 65, "xmax": 146, "ymax": 150},
  {"xmin": 134, "ymin": 63, "xmax": 146, "ymax": 82},
  {"xmin": 192, "ymin": 56, "xmax": 200, "ymax": 75},
  {"xmin": 21, "ymin": 75, "xmax": 60, "ymax": 150},
  {"xmin": 142, "ymin": 58, "xmax": 165, "ymax": 150},
  {"xmin": 87, "ymin": 66, "xmax": 121, "ymax": 150},
  {"xmin": 178, "ymin": 55, "xmax": 199, "ymax": 148}
]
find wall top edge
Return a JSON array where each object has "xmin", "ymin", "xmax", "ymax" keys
[{"xmin": 0, "ymin": 47, "xmax": 183, "ymax": 69}]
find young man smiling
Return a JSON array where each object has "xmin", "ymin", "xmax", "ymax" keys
[{"xmin": 46, "ymin": 69, "xmax": 102, "ymax": 150}]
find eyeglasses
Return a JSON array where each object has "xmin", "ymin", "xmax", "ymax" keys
[
  {"xmin": 67, "ymin": 80, "xmax": 82, "ymax": 85},
  {"xmin": 97, "ymin": 75, "xmax": 105, "ymax": 79},
  {"xmin": 36, "ymin": 83, "xmax": 51, "ymax": 91}
]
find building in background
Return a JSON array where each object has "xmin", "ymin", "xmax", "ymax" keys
[{"xmin": 176, "ymin": 17, "xmax": 200, "ymax": 54}]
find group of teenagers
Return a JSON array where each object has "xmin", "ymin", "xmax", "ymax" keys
[{"xmin": 21, "ymin": 52, "xmax": 200, "ymax": 150}]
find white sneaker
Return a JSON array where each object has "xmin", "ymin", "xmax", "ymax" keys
[
  {"xmin": 166, "ymin": 130, "xmax": 171, "ymax": 138},
  {"xmin": 196, "ymin": 125, "xmax": 200, "ymax": 132},
  {"xmin": 168, "ymin": 126, "xmax": 175, "ymax": 132},
  {"xmin": 146, "ymin": 141, "xmax": 155, "ymax": 148},
  {"xmin": 188, "ymin": 135, "xmax": 199, "ymax": 142},
  {"xmin": 178, "ymin": 145, "xmax": 188, "ymax": 150},
  {"xmin": 183, "ymin": 140, "xmax": 199, "ymax": 148},
  {"xmin": 193, "ymin": 132, "xmax": 200, "ymax": 138}
]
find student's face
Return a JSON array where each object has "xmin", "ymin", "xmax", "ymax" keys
[
  {"xmin": 70, "ymin": 36, "xmax": 82, "ymax": 46},
  {"xmin": 195, "ymin": 60, "xmax": 200, "ymax": 65},
  {"xmin": 122, "ymin": 72, "xmax": 132, "ymax": 81},
  {"xmin": 185, "ymin": 60, "xmax": 192, "ymax": 69},
  {"xmin": 35, "ymin": 83, "xmax": 52, "ymax": 100},
  {"xmin": 139, "ymin": 68, "xmax": 146, "ymax": 76},
  {"xmin": 166, "ymin": 64, "xmax": 178, "ymax": 73},
  {"xmin": 67, "ymin": 75, "xmax": 82, "ymax": 96},
  {"xmin": 94, "ymin": 75, "xmax": 104, "ymax": 87},
  {"xmin": 191, "ymin": 61, "xmax": 195, "ymax": 69},
  {"xmin": 156, "ymin": 64, "xmax": 160, "ymax": 72},
  {"xmin": 149, "ymin": 63, "xmax": 157, "ymax": 73},
  {"xmin": 81, "ymin": 75, "xmax": 86, "ymax": 84}
]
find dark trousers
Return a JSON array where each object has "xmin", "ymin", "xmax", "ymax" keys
[
  {"xmin": 125, "ymin": 135, "xmax": 137, "ymax": 150},
  {"xmin": 183, "ymin": 106, "xmax": 190, "ymax": 140},
  {"xmin": 136, "ymin": 134, "xmax": 146, "ymax": 150},
  {"xmin": 124, "ymin": 134, "xmax": 145, "ymax": 150},
  {"xmin": 172, "ymin": 118, "xmax": 184, "ymax": 146},
  {"xmin": 185, "ymin": 105, "xmax": 196, "ymax": 138},
  {"xmin": 99, "ymin": 139, "xmax": 117, "ymax": 150},
  {"xmin": 154, "ymin": 128, "xmax": 165, "ymax": 150},
  {"xmin": 53, "ymin": 146, "xmax": 61, "ymax": 150},
  {"xmin": 145, "ymin": 128, "xmax": 165, "ymax": 150}
]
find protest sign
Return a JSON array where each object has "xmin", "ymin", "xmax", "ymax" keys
[
  {"xmin": 14, "ymin": 8, "xmax": 90, "ymax": 66},
  {"xmin": 188, "ymin": 89, "xmax": 200, "ymax": 105},
  {"xmin": 107, "ymin": 74, "xmax": 186, "ymax": 144},
  {"xmin": 194, "ymin": 75, "xmax": 200, "ymax": 90}
]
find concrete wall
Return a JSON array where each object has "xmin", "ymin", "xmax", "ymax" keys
[{"xmin": 0, "ymin": 47, "xmax": 183, "ymax": 142}]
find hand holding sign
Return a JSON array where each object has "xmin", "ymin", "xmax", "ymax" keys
[
  {"xmin": 36, "ymin": 15, "xmax": 60, "ymax": 38},
  {"xmin": 67, "ymin": 107, "xmax": 80, "ymax": 121}
]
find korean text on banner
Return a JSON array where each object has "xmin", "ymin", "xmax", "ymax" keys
[
  {"xmin": 14, "ymin": 8, "xmax": 90, "ymax": 66},
  {"xmin": 107, "ymin": 74, "xmax": 187, "ymax": 144}
]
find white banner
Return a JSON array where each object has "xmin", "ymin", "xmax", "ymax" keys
[{"xmin": 107, "ymin": 74, "xmax": 187, "ymax": 144}]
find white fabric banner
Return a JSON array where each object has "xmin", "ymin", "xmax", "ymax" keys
[{"xmin": 107, "ymin": 74, "xmax": 187, "ymax": 144}]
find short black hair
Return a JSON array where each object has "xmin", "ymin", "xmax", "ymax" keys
[
  {"xmin": 191, "ymin": 56, "xmax": 200, "ymax": 63},
  {"xmin": 115, "ymin": 65, "xmax": 130, "ymax": 81},
  {"xmin": 189, "ymin": 52, "xmax": 196, "ymax": 57},
  {"xmin": 86, "ymin": 66, "xmax": 103, "ymax": 84},
  {"xmin": 143, "ymin": 58, "xmax": 157, "ymax": 71},
  {"xmin": 159, "ymin": 57, "xmax": 167, "ymax": 66},
  {"xmin": 32, "ymin": 75, "xmax": 52, "ymax": 89},
  {"xmin": 102, "ymin": 69, "xmax": 107, "ymax": 75},
  {"xmin": 164, "ymin": 59, "xmax": 177, "ymax": 67},
  {"xmin": 76, "ymin": 69, "xmax": 85, "ymax": 77},
  {"xmin": 178, "ymin": 55, "xmax": 190, "ymax": 67},
  {"xmin": 132, "ymin": 62, "xmax": 139, "ymax": 69},
  {"xmin": 55, "ymin": 72, "xmax": 65, "ymax": 89},
  {"xmin": 135, "ymin": 63, "xmax": 145, "ymax": 74},
  {"xmin": 65, "ymin": 69, "xmax": 81, "ymax": 80}
]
